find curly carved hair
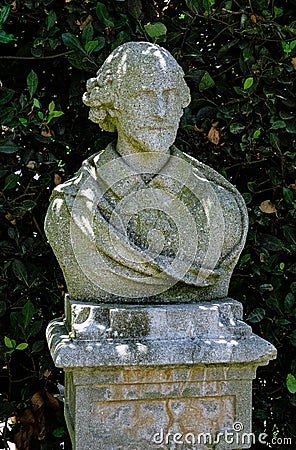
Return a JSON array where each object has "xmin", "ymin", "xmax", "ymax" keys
[{"xmin": 82, "ymin": 41, "xmax": 191, "ymax": 132}]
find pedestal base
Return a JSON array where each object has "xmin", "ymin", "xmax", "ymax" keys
[{"xmin": 46, "ymin": 298, "xmax": 276, "ymax": 450}]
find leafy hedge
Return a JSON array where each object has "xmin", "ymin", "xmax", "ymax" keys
[{"xmin": 0, "ymin": 0, "xmax": 295, "ymax": 448}]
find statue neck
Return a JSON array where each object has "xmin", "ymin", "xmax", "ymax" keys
[{"xmin": 115, "ymin": 133, "xmax": 171, "ymax": 175}]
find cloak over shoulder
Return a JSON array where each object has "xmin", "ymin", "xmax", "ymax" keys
[{"xmin": 44, "ymin": 143, "xmax": 248, "ymax": 303}]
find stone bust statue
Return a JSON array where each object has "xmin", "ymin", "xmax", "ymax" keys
[{"xmin": 44, "ymin": 41, "xmax": 248, "ymax": 304}]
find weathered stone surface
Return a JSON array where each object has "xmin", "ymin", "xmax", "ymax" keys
[
  {"xmin": 44, "ymin": 41, "xmax": 248, "ymax": 303},
  {"xmin": 56, "ymin": 361, "xmax": 269, "ymax": 450},
  {"xmin": 47, "ymin": 298, "xmax": 276, "ymax": 449},
  {"xmin": 47, "ymin": 299, "xmax": 276, "ymax": 370},
  {"xmin": 45, "ymin": 42, "xmax": 277, "ymax": 450}
]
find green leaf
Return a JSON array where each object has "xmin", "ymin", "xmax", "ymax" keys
[
  {"xmin": 16, "ymin": 343, "xmax": 28, "ymax": 351},
  {"xmin": 4, "ymin": 336, "xmax": 14, "ymax": 349},
  {"xmin": 27, "ymin": 70, "xmax": 38, "ymax": 99},
  {"xmin": 12, "ymin": 259, "xmax": 28, "ymax": 284},
  {"xmin": 21, "ymin": 200, "xmax": 37, "ymax": 211},
  {"xmin": 96, "ymin": 3, "xmax": 114, "ymax": 28},
  {"xmin": 185, "ymin": 0, "xmax": 202, "ymax": 14},
  {"xmin": 32, "ymin": 340, "xmax": 45, "ymax": 354},
  {"xmin": 253, "ymin": 129, "xmax": 261, "ymax": 139},
  {"xmin": 266, "ymin": 296, "xmax": 282, "ymax": 315},
  {"xmin": 33, "ymin": 98, "xmax": 41, "ymax": 108},
  {"xmin": 276, "ymin": 318, "xmax": 291, "ymax": 325},
  {"xmin": 111, "ymin": 32, "xmax": 129, "ymax": 51},
  {"xmin": 261, "ymin": 235, "xmax": 283, "ymax": 251},
  {"xmin": 8, "ymin": 227, "xmax": 19, "ymax": 242},
  {"xmin": 244, "ymin": 77, "xmax": 254, "ymax": 90},
  {"xmin": 242, "ymin": 192, "xmax": 252, "ymax": 204},
  {"xmin": 67, "ymin": 52, "xmax": 97, "ymax": 71},
  {"xmin": 45, "ymin": 10, "xmax": 57, "ymax": 31},
  {"xmin": 53, "ymin": 427, "xmax": 65, "ymax": 438},
  {"xmin": 48, "ymin": 38, "xmax": 59, "ymax": 50},
  {"xmin": 144, "ymin": 22, "xmax": 167, "ymax": 39},
  {"xmin": 93, "ymin": 36, "xmax": 105, "ymax": 52},
  {"xmin": 0, "ymin": 399, "xmax": 15, "ymax": 419},
  {"xmin": 0, "ymin": 241, "xmax": 16, "ymax": 254},
  {"xmin": 274, "ymin": 6, "xmax": 283, "ymax": 18},
  {"xmin": 290, "ymin": 282, "xmax": 296, "ymax": 295},
  {"xmin": 279, "ymin": 111, "xmax": 294, "ymax": 120},
  {"xmin": 10, "ymin": 311, "xmax": 23, "ymax": 335},
  {"xmin": 0, "ymin": 30, "xmax": 16, "ymax": 44},
  {"xmin": 3, "ymin": 173, "xmax": 19, "ymax": 190},
  {"xmin": 239, "ymin": 253, "xmax": 251, "ymax": 266},
  {"xmin": 50, "ymin": 110, "xmax": 64, "ymax": 118},
  {"xmin": 283, "ymin": 187, "xmax": 294, "ymax": 204},
  {"xmin": 0, "ymin": 5, "xmax": 10, "ymax": 26},
  {"xmin": 282, "ymin": 40, "xmax": 296, "ymax": 54},
  {"xmin": 287, "ymin": 373, "xmax": 296, "ymax": 394},
  {"xmin": 0, "ymin": 30, "xmax": 15, "ymax": 44},
  {"xmin": 285, "ymin": 293, "xmax": 295, "ymax": 311},
  {"xmin": 270, "ymin": 120, "xmax": 286, "ymax": 130},
  {"xmin": 85, "ymin": 40, "xmax": 100, "ymax": 54},
  {"xmin": 283, "ymin": 225, "xmax": 296, "ymax": 243},
  {"xmin": 82, "ymin": 23, "xmax": 94, "ymax": 45},
  {"xmin": 19, "ymin": 117, "xmax": 27, "ymax": 126},
  {"xmin": 270, "ymin": 133, "xmax": 280, "ymax": 150},
  {"xmin": 0, "ymin": 106, "xmax": 15, "ymax": 125},
  {"xmin": 48, "ymin": 100, "xmax": 55, "ymax": 112},
  {"xmin": 0, "ymin": 141, "xmax": 20, "ymax": 154},
  {"xmin": 0, "ymin": 89, "xmax": 15, "ymax": 105},
  {"xmin": 230, "ymin": 122, "xmax": 245, "ymax": 134},
  {"xmin": 47, "ymin": 110, "xmax": 64, "ymax": 124},
  {"xmin": 199, "ymin": 71, "xmax": 215, "ymax": 92},
  {"xmin": 62, "ymin": 33, "xmax": 85, "ymax": 53},
  {"xmin": 27, "ymin": 320, "xmax": 43, "ymax": 338},
  {"xmin": 22, "ymin": 300, "xmax": 35, "ymax": 328},
  {"xmin": 246, "ymin": 308, "xmax": 266, "ymax": 323}
]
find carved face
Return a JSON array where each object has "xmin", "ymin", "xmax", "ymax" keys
[{"xmin": 114, "ymin": 65, "xmax": 186, "ymax": 153}]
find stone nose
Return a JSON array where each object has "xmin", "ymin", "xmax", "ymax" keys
[{"xmin": 151, "ymin": 93, "xmax": 166, "ymax": 120}]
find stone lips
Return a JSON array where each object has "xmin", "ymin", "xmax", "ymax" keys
[{"xmin": 69, "ymin": 152, "xmax": 225, "ymax": 298}]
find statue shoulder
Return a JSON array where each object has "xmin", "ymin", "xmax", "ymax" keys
[
  {"xmin": 173, "ymin": 148, "xmax": 248, "ymax": 240},
  {"xmin": 176, "ymin": 149, "xmax": 247, "ymax": 204},
  {"xmin": 50, "ymin": 143, "xmax": 116, "ymax": 199}
]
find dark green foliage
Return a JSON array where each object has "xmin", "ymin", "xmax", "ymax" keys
[{"xmin": 0, "ymin": 0, "xmax": 295, "ymax": 448}]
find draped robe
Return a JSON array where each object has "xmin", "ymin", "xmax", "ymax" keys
[{"xmin": 45, "ymin": 143, "xmax": 248, "ymax": 303}]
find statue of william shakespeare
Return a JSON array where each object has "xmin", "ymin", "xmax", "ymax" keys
[{"xmin": 45, "ymin": 41, "xmax": 248, "ymax": 303}]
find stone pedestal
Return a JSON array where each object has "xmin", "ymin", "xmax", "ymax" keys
[{"xmin": 46, "ymin": 296, "xmax": 276, "ymax": 450}]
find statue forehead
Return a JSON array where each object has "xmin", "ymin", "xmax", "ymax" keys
[
  {"xmin": 120, "ymin": 67, "xmax": 182, "ymax": 94},
  {"xmin": 101, "ymin": 42, "xmax": 182, "ymax": 81}
]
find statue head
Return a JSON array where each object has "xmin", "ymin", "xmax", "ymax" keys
[{"xmin": 83, "ymin": 41, "xmax": 191, "ymax": 153}]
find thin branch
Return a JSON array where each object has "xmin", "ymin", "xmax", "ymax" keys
[
  {"xmin": 252, "ymin": 186, "xmax": 280, "ymax": 195},
  {"xmin": 216, "ymin": 62, "xmax": 237, "ymax": 78},
  {"xmin": 11, "ymin": 375, "xmax": 37, "ymax": 383},
  {"xmin": 225, "ymin": 158, "xmax": 267, "ymax": 170},
  {"xmin": 208, "ymin": 25, "xmax": 235, "ymax": 43},
  {"xmin": 12, "ymin": 192, "xmax": 35, "ymax": 202},
  {"xmin": 32, "ymin": 214, "xmax": 45, "ymax": 238},
  {"xmin": 180, "ymin": 15, "xmax": 197, "ymax": 53},
  {"xmin": 0, "ymin": 50, "xmax": 73, "ymax": 60}
]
